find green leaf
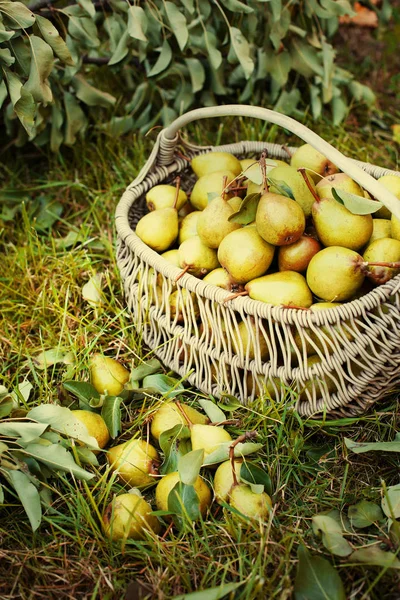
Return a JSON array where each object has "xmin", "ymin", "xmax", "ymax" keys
[
  {"xmin": 172, "ymin": 581, "xmax": 245, "ymax": 600},
  {"xmin": 0, "ymin": 396, "xmax": 13, "ymax": 418},
  {"xmin": 2, "ymin": 67, "xmax": 35, "ymax": 136},
  {"xmin": 6, "ymin": 470, "xmax": 41, "ymax": 531},
  {"xmin": 165, "ymin": 2, "xmax": 188, "ymax": 51},
  {"xmin": 168, "ymin": 481, "xmax": 201, "ymax": 527},
  {"xmin": 197, "ymin": 399, "xmax": 225, "ymax": 423},
  {"xmin": 76, "ymin": 446, "xmax": 99, "ymax": 466},
  {"xmin": 348, "ymin": 500, "xmax": 384, "ymax": 528},
  {"xmin": 184, "ymin": 58, "xmax": 205, "ymax": 93},
  {"xmin": 312, "ymin": 515, "xmax": 352, "ymax": 557},
  {"xmin": 24, "ymin": 35, "xmax": 53, "ymax": 104},
  {"xmin": 0, "ymin": 483, "xmax": 4, "ymax": 503},
  {"xmin": 274, "ymin": 89, "xmax": 301, "ymax": 116},
  {"xmin": 331, "ymin": 96, "xmax": 347, "ymax": 127},
  {"xmin": 349, "ymin": 546, "xmax": 400, "ymax": 569},
  {"xmin": 382, "ymin": 483, "xmax": 400, "ymax": 519},
  {"xmin": 268, "ymin": 178, "xmax": 295, "ymax": 200},
  {"xmin": 127, "ymin": 6, "xmax": 147, "ymax": 42},
  {"xmin": 0, "ymin": 79, "xmax": 7, "ymax": 109},
  {"xmin": 10, "ymin": 380, "xmax": 33, "ymax": 405},
  {"xmin": 228, "ymin": 193, "xmax": 261, "ymax": 225},
  {"xmin": 180, "ymin": 0, "xmax": 194, "ymax": 13},
  {"xmin": 72, "ymin": 75, "xmax": 116, "ymax": 108},
  {"xmin": 63, "ymin": 91, "xmax": 87, "ymax": 145},
  {"xmin": 26, "ymin": 405, "xmax": 99, "ymax": 449},
  {"xmin": 35, "ymin": 16, "xmax": 74, "ymax": 66},
  {"xmin": 221, "ymin": 0, "xmax": 253, "ymax": 13},
  {"xmin": 0, "ymin": 1, "xmax": 35, "ymax": 28},
  {"xmin": 178, "ymin": 449, "xmax": 204, "ymax": 485},
  {"xmin": 63, "ymin": 380, "xmax": 100, "ymax": 408},
  {"xmin": 34, "ymin": 196, "xmax": 63, "ymax": 231},
  {"xmin": 159, "ymin": 424, "xmax": 191, "ymax": 475},
  {"xmin": 148, "ymin": 40, "xmax": 172, "ymax": 77},
  {"xmin": 322, "ymin": 41, "xmax": 334, "ymax": 103},
  {"xmin": 0, "ymin": 20, "xmax": 14, "ymax": 42},
  {"xmin": 0, "ymin": 47, "xmax": 14, "ymax": 67},
  {"xmin": 98, "ymin": 115, "xmax": 134, "ymax": 137},
  {"xmin": 22, "ymin": 443, "xmax": 95, "ymax": 481},
  {"xmin": 344, "ymin": 437, "xmax": 400, "ymax": 454},
  {"xmin": 129, "ymin": 359, "xmax": 162, "ymax": 382},
  {"xmin": 294, "ymin": 545, "xmax": 345, "ymax": 600},
  {"xmin": 78, "ymin": 0, "xmax": 95, "ymax": 18},
  {"xmin": 67, "ymin": 15, "xmax": 100, "ymax": 49},
  {"xmin": 108, "ymin": 29, "xmax": 129, "ymax": 65},
  {"xmin": 0, "ymin": 421, "xmax": 48, "ymax": 443},
  {"xmin": 218, "ymin": 395, "xmax": 241, "ymax": 411},
  {"xmin": 269, "ymin": 51, "xmax": 291, "ymax": 87},
  {"xmin": 50, "ymin": 100, "xmax": 63, "ymax": 152},
  {"xmin": 240, "ymin": 462, "xmax": 272, "ymax": 496},
  {"xmin": 203, "ymin": 442, "xmax": 263, "ymax": 466},
  {"xmin": 348, "ymin": 81, "xmax": 376, "ymax": 105},
  {"xmin": 230, "ymin": 27, "xmax": 254, "ymax": 80},
  {"xmin": 141, "ymin": 374, "xmax": 185, "ymax": 398},
  {"xmin": 101, "ymin": 396, "xmax": 122, "ymax": 439},
  {"xmin": 203, "ymin": 31, "xmax": 222, "ymax": 71},
  {"xmin": 33, "ymin": 347, "xmax": 74, "ymax": 369}
]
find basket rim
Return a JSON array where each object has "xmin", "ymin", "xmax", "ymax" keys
[{"xmin": 115, "ymin": 139, "xmax": 400, "ymax": 326}]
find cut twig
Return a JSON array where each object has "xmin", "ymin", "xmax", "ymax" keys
[
  {"xmin": 173, "ymin": 176, "xmax": 181, "ymax": 210},
  {"xmin": 297, "ymin": 168, "xmax": 320, "ymax": 203},
  {"xmin": 175, "ymin": 265, "xmax": 190, "ymax": 282},
  {"xmin": 229, "ymin": 431, "xmax": 258, "ymax": 487},
  {"xmin": 175, "ymin": 400, "xmax": 193, "ymax": 426},
  {"xmin": 260, "ymin": 150, "xmax": 269, "ymax": 194},
  {"xmin": 222, "ymin": 175, "xmax": 228, "ymax": 199}
]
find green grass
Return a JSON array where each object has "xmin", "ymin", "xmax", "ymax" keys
[{"xmin": 1, "ymin": 110, "xmax": 400, "ymax": 599}]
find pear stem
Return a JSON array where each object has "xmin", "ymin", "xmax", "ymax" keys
[
  {"xmin": 281, "ymin": 304, "xmax": 311, "ymax": 310},
  {"xmin": 176, "ymin": 151, "xmax": 191, "ymax": 162},
  {"xmin": 363, "ymin": 261, "xmax": 400, "ymax": 268},
  {"xmin": 173, "ymin": 176, "xmax": 181, "ymax": 210},
  {"xmin": 223, "ymin": 290, "xmax": 249, "ymax": 303},
  {"xmin": 175, "ymin": 264, "xmax": 190, "ymax": 282},
  {"xmin": 211, "ymin": 419, "xmax": 241, "ymax": 427},
  {"xmin": 222, "ymin": 175, "xmax": 228, "ymax": 200},
  {"xmin": 229, "ymin": 431, "xmax": 258, "ymax": 487},
  {"xmin": 175, "ymin": 401, "xmax": 193, "ymax": 427},
  {"xmin": 298, "ymin": 168, "xmax": 320, "ymax": 203},
  {"xmin": 282, "ymin": 145, "xmax": 292, "ymax": 159},
  {"xmin": 260, "ymin": 150, "xmax": 269, "ymax": 194}
]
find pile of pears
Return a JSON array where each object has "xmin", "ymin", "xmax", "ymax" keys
[{"xmin": 135, "ymin": 145, "xmax": 400, "ymax": 310}]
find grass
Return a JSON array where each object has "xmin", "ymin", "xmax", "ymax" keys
[{"xmin": 1, "ymin": 106, "xmax": 400, "ymax": 599}]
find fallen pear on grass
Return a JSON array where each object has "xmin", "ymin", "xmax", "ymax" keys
[
  {"xmin": 90, "ymin": 354, "xmax": 129, "ymax": 396},
  {"xmin": 214, "ymin": 459, "xmax": 243, "ymax": 503},
  {"xmin": 71, "ymin": 410, "xmax": 110, "ymax": 450},
  {"xmin": 150, "ymin": 401, "xmax": 209, "ymax": 441},
  {"xmin": 155, "ymin": 471, "xmax": 212, "ymax": 516},
  {"xmin": 229, "ymin": 484, "xmax": 272, "ymax": 521},
  {"xmin": 107, "ymin": 438, "xmax": 160, "ymax": 487},
  {"xmin": 191, "ymin": 424, "xmax": 232, "ymax": 458},
  {"xmin": 103, "ymin": 490, "xmax": 160, "ymax": 541}
]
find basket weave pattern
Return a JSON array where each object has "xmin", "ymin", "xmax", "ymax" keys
[{"xmin": 116, "ymin": 110, "xmax": 400, "ymax": 417}]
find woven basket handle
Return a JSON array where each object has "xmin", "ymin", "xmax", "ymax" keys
[{"xmin": 162, "ymin": 105, "xmax": 400, "ymax": 220}]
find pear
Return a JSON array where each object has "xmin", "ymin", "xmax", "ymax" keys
[
  {"xmin": 290, "ymin": 143, "xmax": 339, "ymax": 182},
  {"xmin": 316, "ymin": 173, "xmax": 363, "ymax": 200},
  {"xmin": 377, "ymin": 175, "xmax": 400, "ymax": 219},
  {"xmin": 191, "ymin": 170, "xmax": 236, "ymax": 210},
  {"xmin": 278, "ymin": 235, "xmax": 321, "ymax": 272},
  {"xmin": 90, "ymin": 354, "xmax": 129, "ymax": 396},
  {"xmin": 214, "ymin": 459, "xmax": 243, "ymax": 503},
  {"xmin": 103, "ymin": 491, "xmax": 160, "ymax": 541},
  {"xmin": 178, "ymin": 236, "xmax": 219, "ymax": 277},
  {"xmin": 218, "ymin": 227, "xmax": 275, "ymax": 283},
  {"xmin": 246, "ymin": 272, "xmax": 313, "ymax": 308},
  {"xmin": 169, "ymin": 289, "xmax": 200, "ymax": 322},
  {"xmin": 107, "ymin": 438, "xmax": 160, "ymax": 487},
  {"xmin": 367, "ymin": 219, "xmax": 392, "ymax": 246},
  {"xmin": 256, "ymin": 192, "xmax": 305, "ymax": 246},
  {"xmin": 155, "ymin": 471, "xmax": 212, "ymax": 516},
  {"xmin": 197, "ymin": 195, "xmax": 241, "ymax": 248},
  {"xmin": 161, "ymin": 249, "xmax": 180, "ymax": 266},
  {"xmin": 136, "ymin": 207, "xmax": 178, "ymax": 252},
  {"xmin": 71, "ymin": 410, "xmax": 110, "ymax": 450},
  {"xmin": 203, "ymin": 268, "xmax": 244, "ymax": 293},
  {"xmin": 191, "ymin": 424, "xmax": 232, "ymax": 458},
  {"xmin": 232, "ymin": 318, "xmax": 269, "ymax": 361},
  {"xmin": 312, "ymin": 198, "xmax": 373, "ymax": 251},
  {"xmin": 192, "ymin": 152, "xmax": 242, "ymax": 178},
  {"xmin": 228, "ymin": 196, "xmax": 243, "ymax": 211},
  {"xmin": 268, "ymin": 165, "xmax": 317, "ymax": 217},
  {"xmin": 229, "ymin": 484, "xmax": 272, "ymax": 520},
  {"xmin": 146, "ymin": 184, "xmax": 187, "ymax": 212},
  {"xmin": 179, "ymin": 211, "xmax": 202, "ymax": 244},
  {"xmin": 363, "ymin": 238, "xmax": 400, "ymax": 285},
  {"xmin": 307, "ymin": 247, "xmax": 365, "ymax": 301},
  {"xmin": 151, "ymin": 402, "xmax": 209, "ymax": 441},
  {"xmin": 297, "ymin": 355, "xmax": 337, "ymax": 401},
  {"xmin": 178, "ymin": 201, "xmax": 195, "ymax": 219}
]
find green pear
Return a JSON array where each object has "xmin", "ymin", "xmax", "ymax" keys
[
  {"xmin": 376, "ymin": 175, "xmax": 400, "ymax": 219},
  {"xmin": 90, "ymin": 354, "xmax": 129, "ymax": 396},
  {"xmin": 218, "ymin": 227, "xmax": 275, "ymax": 283},
  {"xmin": 161, "ymin": 249, "xmax": 180, "ymax": 266},
  {"xmin": 107, "ymin": 438, "xmax": 160, "ymax": 487},
  {"xmin": 151, "ymin": 402, "xmax": 209, "ymax": 441},
  {"xmin": 155, "ymin": 472, "xmax": 212, "ymax": 516},
  {"xmin": 136, "ymin": 207, "xmax": 178, "ymax": 252},
  {"xmin": 312, "ymin": 198, "xmax": 373, "ymax": 251},
  {"xmin": 268, "ymin": 165, "xmax": 317, "ymax": 217},
  {"xmin": 366, "ymin": 219, "xmax": 392, "ymax": 247},
  {"xmin": 179, "ymin": 211, "xmax": 202, "ymax": 244},
  {"xmin": 246, "ymin": 272, "xmax": 313, "ymax": 308},
  {"xmin": 178, "ymin": 236, "xmax": 219, "ymax": 277},
  {"xmin": 191, "ymin": 424, "xmax": 232, "ymax": 458},
  {"xmin": 232, "ymin": 318, "xmax": 269, "ymax": 361},
  {"xmin": 214, "ymin": 459, "xmax": 243, "ymax": 503},
  {"xmin": 363, "ymin": 237, "xmax": 400, "ymax": 285},
  {"xmin": 228, "ymin": 196, "xmax": 243, "ymax": 211},
  {"xmin": 71, "ymin": 410, "xmax": 110, "ymax": 450},
  {"xmin": 103, "ymin": 491, "xmax": 160, "ymax": 541},
  {"xmin": 290, "ymin": 143, "xmax": 339, "ymax": 182},
  {"xmin": 169, "ymin": 289, "xmax": 200, "ymax": 322},
  {"xmin": 192, "ymin": 152, "xmax": 242, "ymax": 178},
  {"xmin": 229, "ymin": 484, "xmax": 272, "ymax": 520},
  {"xmin": 146, "ymin": 184, "xmax": 187, "ymax": 212},
  {"xmin": 278, "ymin": 235, "xmax": 321, "ymax": 272},
  {"xmin": 197, "ymin": 195, "xmax": 241, "ymax": 248},
  {"xmin": 191, "ymin": 170, "xmax": 236, "ymax": 210},
  {"xmin": 316, "ymin": 173, "xmax": 363, "ymax": 200},
  {"xmin": 306, "ymin": 247, "xmax": 365, "ymax": 301},
  {"xmin": 203, "ymin": 268, "xmax": 243, "ymax": 292},
  {"xmin": 256, "ymin": 192, "xmax": 305, "ymax": 246}
]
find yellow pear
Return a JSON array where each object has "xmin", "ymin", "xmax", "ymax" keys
[
  {"xmin": 151, "ymin": 402, "xmax": 209, "ymax": 441},
  {"xmin": 71, "ymin": 410, "xmax": 110, "ymax": 449},
  {"xmin": 136, "ymin": 207, "xmax": 178, "ymax": 252},
  {"xmin": 367, "ymin": 219, "xmax": 392, "ymax": 246},
  {"xmin": 178, "ymin": 236, "xmax": 219, "ymax": 277},
  {"xmin": 278, "ymin": 236, "xmax": 321, "ymax": 272},
  {"xmin": 312, "ymin": 198, "xmax": 373, "ymax": 251},
  {"xmin": 214, "ymin": 460, "xmax": 242, "ymax": 503},
  {"xmin": 246, "ymin": 272, "xmax": 313, "ymax": 308},
  {"xmin": 191, "ymin": 170, "xmax": 236, "ymax": 210},
  {"xmin": 168, "ymin": 289, "xmax": 200, "ymax": 322},
  {"xmin": 107, "ymin": 438, "xmax": 160, "ymax": 487},
  {"xmin": 218, "ymin": 227, "xmax": 275, "ymax": 284},
  {"xmin": 192, "ymin": 152, "xmax": 242, "ymax": 177},
  {"xmin": 90, "ymin": 354, "xmax": 129, "ymax": 396},
  {"xmin": 377, "ymin": 175, "xmax": 400, "ymax": 219},
  {"xmin": 191, "ymin": 424, "xmax": 232, "ymax": 458},
  {"xmin": 155, "ymin": 472, "xmax": 212, "ymax": 516},
  {"xmin": 229, "ymin": 484, "xmax": 272, "ymax": 520},
  {"xmin": 256, "ymin": 192, "xmax": 305, "ymax": 246},
  {"xmin": 161, "ymin": 249, "xmax": 180, "ymax": 266},
  {"xmin": 290, "ymin": 143, "xmax": 339, "ymax": 182},
  {"xmin": 268, "ymin": 165, "xmax": 317, "ymax": 217},
  {"xmin": 363, "ymin": 238, "xmax": 400, "ymax": 285},
  {"xmin": 306, "ymin": 247, "xmax": 365, "ymax": 302},
  {"xmin": 232, "ymin": 318, "xmax": 269, "ymax": 361},
  {"xmin": 197, "ymin": 195, "xmax": 241, "ymax": 248},
  {"xmin": 179, "ymin": 211, "xmax": 202, "ymax": 244},
  {"xmin": 203, "ymin": 268, "xmax": 243, "ymax": 292},
  {"xmin": 316, "ymin": 173, "xmax": 363, "ymax": 200},
  {"xmin": 146, "ymin": 184, "xmax": 187, "ymax": 211},
  {"xmin": 103, "ymin": 491, "xmax": 160, "ymax": 541}
]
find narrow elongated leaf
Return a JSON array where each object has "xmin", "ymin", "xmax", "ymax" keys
[
  {"xmin": 269, "ymin": 51, "xmax": 291, "ymax": 87},
  {"xmin": 348, "ymin": 500, "xmax": 384, "ymax": 528},
  {"xmin": 180, "ymin": 0, "xmax": 194, "ymax": 13},
  {"xmin": 98, "ymin": 115, "xmax": 134, "ymax": 137},
  {"xmin": 27, "ymin": 405, "xmax": 99, "ymax": 449},
  {"xmin": 78, "ymin": 0, "xmax": 95, "ymax": 18},
  {"xmin": 240, "ymin": 462, "xmax": 272, "ymax": 496},
  {"xmin": 0, "ymin": 1, "xmax": 35, "ymax": 28},
  {"xmin": 141, "ymin": 374, "xmax": 184, "ymax": 398},
  {"xmin": 331, "ymin": 190, "xmax": 383, "ymax": 215},
  {"xmin": 63, "ymin": 380, "xmax": 100, "ymax": 405},
  {"xmin": 63, "ymin": 91, "xmax": 87, "ymax": 145},
  {"xmin": 197, "ymin": 399, "xmax": 225, "ymax": 423},
  {"xmin": 203, "ymin": 442, "xmax": 263, "ymax": 466},
  {"xmin": 6, "ymin": 469, "xmax": 41, "ymax": 531},
  {"xmin": 203, "ymin": 32, "xmax": 222, "ymax": 71},
  {"xmin": 382, "ymin": 484, "xmax": 400, "ymax": 519},
  {"xmin": 172, "ymin": 581, "xmax": 245, "ymax": 600},
  {"xmin": 24, "ymin": 35, "xmax": 53, "ymax": 104},
  {"xmin": 230, "ymin": 27, "xmax": 254, "ymax": 79},
  {"xmin": 73, "ymin": 75, "xmax": 116, "ymax": 108},
  {"xmin": 0, "ymin": 79, "xmax": 7, "ymax": 109},
  {"xmin": 331, "ymin": 96, "xmax": 347, "ymax": 127},
  {"xmin": 165, "ymin": 2, "xmax": 188, "ymax": 51},
  {"xmin": 130, "ymin": 359, "xmax": 162, "ymax": 382},
  {"xmin": 184, "ymin": 58, "xmax": 205, "ymax": 93},
  {"xmin": 108, "ymin": 29, "xmax": 129, "ymax": 65},
  {"xmin": 2, "ymin": 67, "xmax": 35, "ymax": 136},
  {"xmin": 67, "ymin": 15, "xmax": 100, "ymax": 48},
  {"xmin": 0, "ymin": 484, "xmax": 4, "ymax": 503},
  {"xmin": 33, "ymin": 347, "xmax": 74, "ymax": 369},
  {"xmin": 312, "ymin": 515, "xmax": 352, "ymax": 557},
  {"xmin": 344, "ymin": 437, "xmax": 400, "ymax": 453},
  {"xmin": 0, "ymin": 47, "xmax": 14, "ymax": 67},
  {"xmin": 127, "ymin": 6, "xmax": 147, "ymax": 42},
  {"xmin": 221, "ymin": 0, "xmax": 253, "ymax": 13},
  {"xmin": 168, "ymin": 481, "xmax": 201, "ymax": 526},
  {"xmin": 228, "ymin": 193, "xmax": 261, "ymax": 225},
  {"xmin": 101, "ymin": 396, "xmax": 122, "ymax": 439},
  {"xmin": 50, "ymin": 101, "xmax": 63, "ymax": 152},
  {"xmin": 349, "ymin": 546, "xmax": 400, "ymax": 569},
  {"xmin": 22, "ymin": 443, "xmax": 95, "ymax": 480},
  {"xmin": 294, "ymin": 545, "xmax": 345, "ymax": 600},
  {"xmin": 178, "ymin": 449, "xmax": 204, "ymax": 485},
  {"xmin": 36, "ymin": 16, "xmax": 74, "ymax": 65},
  {"xmin": 0, "ymin": 421, "xmax": 48, "ymax": 443},
  {"xmin": 148, "ymin": 40, "xmax": 172, "ymax": 77}
]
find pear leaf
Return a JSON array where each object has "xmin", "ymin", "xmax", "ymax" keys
[
  {"xmin": 349, "ymin": 546, "xmax": 400, "ymax": 569},
  {"xmin": 348, "ymin": 500, "xmax": 384, "ymax": 528},
  {"xmin": 203, "ymin": 441, "xmax": 263, "ymax": 466},
  {"xmin": 344, "ymin": 437, "xmax": 400, "ymax": 454},
  {"xmin": 228, "ymin": 193, "xmax": 261, "ymax": 225},
  {"xmin": 172, "ymin": 581, "xmax": 245, "ymax": 600},
  {"xmin": 294, "ymin": 545, "xmax": 346, "ymax": 600},
  {"xmin": 24, "ymin": 35, "xmax": 54, "ymax": 105},
  {"xmin": 0, "ymin": 421, "xmax": 48, "ymax": 443},
  {"xmin": 141, "ymin": 374, "xmax": 185, "ymax": 398},
  {"xmin": 240, "ymin": 462, "xmax": 272, "ymax": 496},
  {"xmin": 159, "ymin": 424, "xmax": 191, "ymax": 475},
  {"xmin": 21, "ymin": 443, "xmax": 95, "ymax": 481},
  {"xmin": 33, "ymin": 348, "xmax": 74, "ymax": 369},
  {"xmin": 148, "ymin": 40, "xmax": 172, "ymax": 77},
  {"xmin": 168, "ymin": 481, "xmax": 201, "ymax": 528},
  {"xmin": 331, "ymin": 189, "xmax": 383, "ymax": 215},
  {"xmin": 63, "ymin": 381, "xmax": 100, "ymax": 409},
  {"xmin": 73, "ymin": 75, "xmax": 116, "ymax": 108},
  {"xmin": 0, "ymin": 392, "xmax": 13, "ymax": 418},
  {"xmin": 312, "ymin": 514, "xmax": 353, "ymax": 557},
  {"xmin": 27, "ymin": 405, "xmax": 99, "ymax": 449},
  {"xmin": 35, "ymin": 16, "xmax": 74, "ymax": 65},
  {"xmin": 197, "ymin": 399, "xmax": 225, "ymax": 423},
  {"xmin": 178, "ymin": 449, "xmax": 204, "ymax": 485},
  {"xmin": 217, "ymin": 395, "xmax": 241, "ymax": 411},
  {"xmin": 129, "ymin": 359, "xmax": 162, "ymax": 381},
  {"xmin": 267, "ymin": 178, "xmax": 295, "ymax": 200},
  {"xmin": 127, "ymin": 5, "xmax": 147, "ymax": 41},
  {"xmin": 0, "ymin": 1, "xmax": 35, "ymax": 28},
  {"xmin": 382, "ymin": 483, "xmax": 400, "ymax": 519},
  {"xmin": 82, "ymin": 272, "xmax": 104, "ymax": 306},
  {"xmin": 165, "ymin": 2, "xmax": 188, "ymax": 51},
  {"xmin": 76, "ymin": 447, "xmax": 99, "ymax": 466},
  {"xmin": 101, "ymin": 396, "xmax": 122, "ymax": 439},
  {"xmin": 229, "ymin": 27, "xmax": 254, "ymax": 79},
  {"xmin": 6, "ymin": 469, "xmax": 42, "ymax": 532}
]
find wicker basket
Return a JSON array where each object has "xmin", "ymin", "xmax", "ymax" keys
[{"xmin": 115, "ymin": 105, "xmax": 400, "ymax": 418}]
